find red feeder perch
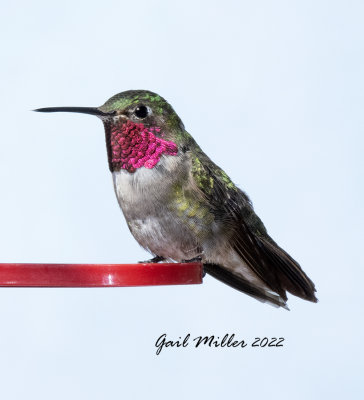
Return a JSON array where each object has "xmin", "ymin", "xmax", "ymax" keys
[{"xmin": 0, "ymin": 262, "xmax": 203, "ymax": 288}]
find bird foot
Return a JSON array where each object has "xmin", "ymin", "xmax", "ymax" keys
[
  {"xmin": 138, "ymin": 255, "xmax": 165, "ymax": 264},
  {"xmin": 181, "ymin": 257, "xmax": 202, "ymax": 263},
  {"xmin": 183, "ymin": 257, "xmax": 206, "ymax": 277}
]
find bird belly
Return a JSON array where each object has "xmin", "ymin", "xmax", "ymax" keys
[{"xmin": 112, "ymin": 165, "xmax": 204, "ymax": 261}]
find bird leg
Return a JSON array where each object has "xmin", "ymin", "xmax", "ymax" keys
[
  {"xmin": 138, "ymin": 255, "xmax": 166, "ymax": 264},
  {"xmin": 181, "ymin": 257, "xmax": 202, "ymax": 263}
]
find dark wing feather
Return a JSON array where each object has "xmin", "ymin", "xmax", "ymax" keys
[
  {"xmin": 257, "ymin": 237, "xmax": 317, "ymax": 302},
  {"xmin": 190, "ymin": 142, "xmax": 317, "ymax": 305}
]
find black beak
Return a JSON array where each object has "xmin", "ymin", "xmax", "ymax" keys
[{"xmin": 33, "ymin": 106, "xmax": 115, "ymax": 118}]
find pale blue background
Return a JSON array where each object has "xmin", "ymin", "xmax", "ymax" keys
[{"xmin": 0, "ymin": 1, "xmax": 363, "ymax": 399}]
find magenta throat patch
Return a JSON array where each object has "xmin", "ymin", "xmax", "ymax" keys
[{"xmin": 110, "ymin": 121, "xmax": 178, "ymax": 172}]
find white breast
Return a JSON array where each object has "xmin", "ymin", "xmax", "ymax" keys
[{"xmin": 111, "ymin": 155, "xmax": 201, "ymax": 260}]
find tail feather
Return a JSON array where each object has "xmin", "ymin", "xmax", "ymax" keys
[
  {"xmin": 258, "ymin": 238, "xmax": 318, "ymax": 302},
  {"xmin": 204, "ymin": 263, "xmax": 289, "ymax": 309},
  {"xmin": 231, "ymin": 217, "xmax": 318, "ymax": 305}
]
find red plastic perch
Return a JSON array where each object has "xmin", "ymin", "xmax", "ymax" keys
[{"xmin": 0, "ymin": 263, "xmax": 203, "ymax": 287}]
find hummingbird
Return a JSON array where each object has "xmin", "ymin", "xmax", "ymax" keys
[{"xmin": 35, "ymin": 90, "xmax": 317, "ymax": 308}]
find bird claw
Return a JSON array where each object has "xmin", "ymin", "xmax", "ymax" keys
[
  {"xmin": 138, "ymin": 255, "xmax": 165, "ymax": 264},
  {"xmin": 181, "ymin": 257, "xmax": 202, "ymax": 263}
]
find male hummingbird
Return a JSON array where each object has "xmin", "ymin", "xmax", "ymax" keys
[{"xmin": 35, "ymin": 90, "xmax": 317, "ymax": 308}]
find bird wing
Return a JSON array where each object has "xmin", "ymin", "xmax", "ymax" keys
[{"xmin": 189, "ymin": 145, "xmax": 317, "ymax": 304}]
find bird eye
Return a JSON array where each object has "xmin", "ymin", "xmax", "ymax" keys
[{"xmin": 134, "ymin": 105, "xmax": 149, "ymax": 119}]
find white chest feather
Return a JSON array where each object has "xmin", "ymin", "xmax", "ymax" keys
[{"xmin": 111, "ymin": 155, "xmax": 201, "ymax": 260}]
